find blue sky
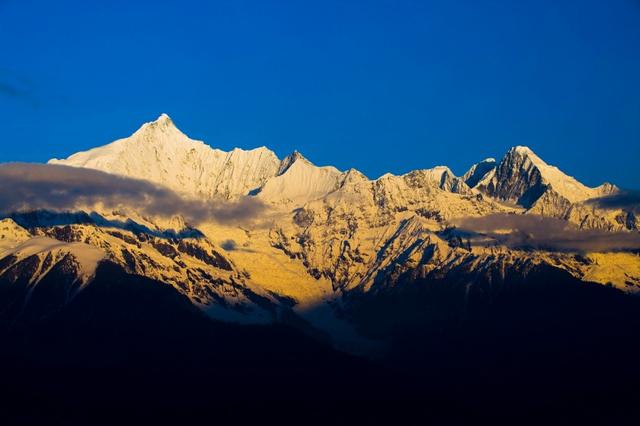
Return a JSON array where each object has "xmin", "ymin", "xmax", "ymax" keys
[{"xmin": 1, "ymin": 0, "xmax": 639, "ymax": 187}]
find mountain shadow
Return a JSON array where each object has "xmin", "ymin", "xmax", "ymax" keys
[
  {"xmin": 344, "ymin": 262, "xmax": 640, "ymax": 424},
  {"xmin": 0, "ymin": 261, "xmax": 420, "ymax": 425},
  {"xmin": 2, "ymin": 260, "xmax": 640, "ymax": 424}
]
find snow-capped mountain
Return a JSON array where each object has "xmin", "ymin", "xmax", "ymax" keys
[
  {"xmin": 47, "ymin": 114, "xmax": 479, "ymax": 204},
  {"xmin": 1, "ymin": 113, "xmax": 636, "ymax": 355},
  {"xmin": 49, "ymin": 114, "xmax": 281, "ymax": 200},
  {"xmin": 473, "ymin": 146, "xmax": 617, "ymax": 207},
  {"xmin": 462, "ymin": 157, "xmax": 497, "ymax": 188},
  {"xmin": 50, "ymin": 115, "xmax": 618, "ymax": 211}
]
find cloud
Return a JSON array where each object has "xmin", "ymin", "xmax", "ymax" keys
[
  {"xmin": 452, "ymin": 213, "xmax": 640, "ymax": 253},
  {"xmin": 0, "ymin": 163, "xmax": 268, "ymax": 226},
  {"xmin": 220, "ymin": 239, "xmax": 238, "ymax": 251},
  {"xmin": 585, "ymin": 191, "xmax": 640, "ymax": 213}
]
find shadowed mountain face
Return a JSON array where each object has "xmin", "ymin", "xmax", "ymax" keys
[
  {"xmin": 0, "ymin": 262, "xmax": 389, "ymax": 424},
  {"xmin": 2, "ymin": 114, "xmax": 640, "ymax": 424},
  {"xmin": 2, "ymin": 260, "xmax": 640, "ymax": 425}
]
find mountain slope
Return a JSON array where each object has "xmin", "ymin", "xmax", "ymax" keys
[{"xmin": 256, "ymin": 152, "xmax": 345, "ymax": 205}]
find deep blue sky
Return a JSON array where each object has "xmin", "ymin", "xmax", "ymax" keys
[{"xmin": 1, "ymin": 0, "xmax": 639, "ymax": 187}]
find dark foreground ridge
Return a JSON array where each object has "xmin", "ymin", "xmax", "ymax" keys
[{"xmin": 1, "ymin": 262, "xmax": 640, "ymax": 425}]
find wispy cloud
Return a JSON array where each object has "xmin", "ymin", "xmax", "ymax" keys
[
  {"xmin": 585, "ymin": 190, "xmax": 640, "ymax": 214},
  {"xmin": 452, "ymin": 213, "xmax": 640, "ymax": 253},
  {"xmin": 0, "ymin": 163, "xmax": 268, "ymax": 226}
]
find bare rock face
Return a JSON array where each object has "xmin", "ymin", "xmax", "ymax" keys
[{"xmin": 477, "ymin": 146, "xmax": 547, "ymax": 206}]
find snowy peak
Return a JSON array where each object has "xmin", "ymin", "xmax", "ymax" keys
[
  {"xmin": 505, "ymin": 146, "xmax": 550, "ymax": 175},
  {"xmin": 157, "ymin": 112, "xmax": 173, "ymax": 123},
  {"xmin": 278, "ymin": 150, "xmax": 311, "ymax": 175},
  {"xmin": 512, "ymin": 145, "xmax": 534, "ymax": 155},
  {"xmin": 506, "ymin": 146, "xmax": 617, "ymax": 202},
  {"xmin": 49, "ymin": 114, "xmax": 282, "ymax": 200},
  {"xmin": 463, "ymin": 158, "xmax": 497, "ymax": 188},
  {"xmin": 475, "ymin": 145, "xmax": 555, "ymax": 206},
  {"xmin": 0, "ymin": 218, "xmax": 32, "ymax": 254},
  {"xmin": 476, "ymin": 146, "xmax": 617, "ymax": 207},
  {"xmin": 145, "ymin": 112, "xmax": 175, "ymax": 129},
  {"xmin": 259, "ymin": 153, "xmax": 344, "ymax": 205},
  {"xmin": 130, "ymin": 113, "xmax": 193, "ymax": 146},
  {"xmin": 404, "ymin": 166, "xmax": 471, "ymax": 195}
]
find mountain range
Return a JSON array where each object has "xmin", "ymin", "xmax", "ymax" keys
[{"xmin": 2, "ymin": 113, "xmax": 640, "ymax": 424}]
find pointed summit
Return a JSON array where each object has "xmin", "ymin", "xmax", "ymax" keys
[
  {"xmin": 504, "ymin": 146, "xmax": 549, "ymax": 169},
  {"xmin": 0, "ymin": 218, "xmax": 32, "ymax": 253},
  {"xmin": 278, "ymin": 150, "xmax": 312, "ymax": 175},
  {"xmin": 511, "ymin": 145, "xmax": 534, "ymax": 154},
  {"xmin": 476, "ymin": 146, "xmax": 617, "ymax": 207},
  {"xmin": 463, "ymin": 158, "xmax": 497, "ymax": 188},
  {"xmin": 135, "ymin": 112, "xmax": 182, "ymax": 138},
  {"xmin": 404, "ymin": 166, "xmax": 472, "ymax": 195},
  {"xmin": 150, "ymin": 112, "xmax": 176, "ymax": 129},
  {"xmin": 142, "ymin": 113, "xmax": 175, "ymax": 128},
  {"xmin": 157, "ymin": 112, "xmax": 172, "ymax": 122}
]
